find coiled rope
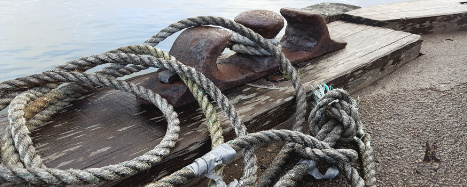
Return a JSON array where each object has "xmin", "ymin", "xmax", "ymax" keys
[{"xmin": 0, "ymin": 15, "xmax": 375, "ymax": 187}]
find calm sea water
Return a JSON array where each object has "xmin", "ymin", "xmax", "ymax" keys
[{"xmin": 0, "ymin": 0, "xmax": 405, "ymax": 83}]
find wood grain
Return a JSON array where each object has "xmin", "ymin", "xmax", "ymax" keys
[
  {"xmin": 342, "ymin": 0, "xmax": 467, "ymax": 34},
  {"xmin": 0, "ymin": 21, "xmax": 421, "ymax": 186}
]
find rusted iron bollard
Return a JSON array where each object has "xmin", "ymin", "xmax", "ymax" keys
[
  {"xmin": 137, "ymin": 9, "xmax": 347, "ymax": 108},
  {"xmin": 217, "ymin": 10, "xmax": 284, "ymax": 73},
  {"xmin": 234, "ymin": 10, "xmax": 284, "ymax": 39},
  {"xmin": 280, "ymin": 8, "xmax": 347, "ymax": 63}
]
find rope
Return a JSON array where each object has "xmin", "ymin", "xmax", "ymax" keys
[
  {"xmin": 107, "ymin": 45, "xmax": 226, "ymax": 186},
  {"xmin": 1, "ymin": 47, "xmax": 241, "ymax": 185},
  {"xmin": 228, "ymin": 33, "xmax": 280, "ymax": 56},
  {"xmin": 142, "ymin": 16, "xmax": 307, "ymax": 187},
  {"xmin": 2, "ymin": 44, "xmax": 227, "ymax": 185},
  {"xmin": 2, "ymin": 71, "xmax": 181, "ymax": 185},
  {"xmin": 0, "ymin": 15, "xmax": 376, "ymax": 187},
  {"xmin": 225, "ymin": 129, "xmax": 363, "ymax": 186},
  {"xmin": 227, "ymin": 33, "xmax": 281, "ymax": 56},
  {"xmin": 273, "ymin": 89, "xmax": 376, "ymax": 187},
  {"xmin": 143, "ymin": 16, "xmax": 308, "ymax": 133},
  {"xmin": 257, "ymin": 85, "xmax": 326, "ymax": 187}
]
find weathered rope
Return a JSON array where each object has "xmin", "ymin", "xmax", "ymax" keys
[
  {"xmin": 1, "ymin": 47, "xmax": 247, "ymax": 184},
  {"xmin": 106, "ymin": 45, "xmax": 226, "ymax": 186},
  {"xmin": 142, "ymin": 16, "xmax": 307, "ymax": 186},
  {"xmin": 106, "ymin": 45, "xmax": 225, "ymax": 150},
  {"xmin": 148, "ymin": 128, "xmax": 360, "ymax": 187},
  {"xmin": 228, "ymin": 33, "xmax": 280, "ymax": 56},
  {"xmin": 0, "ymin": 45, "xmax": 258, "ymax": 185},
  {"xmin": 273, "ymin": 89, "xmax": 376, "ymax": 187},
  {"xmin": 257, "ymin": 85, "xmax": 326, "ymax": 187},
  {"xmin": 1, "ymin": 43, "xmax": 227, "ymax": 186},
  {"xmin": 143, "ymin": 16, "xmax": 307, "ymax": 131},
  {"xmin": 0, "ymin": 15, "xmax": 377, "ymax": 187},
  {"xmin": 150, "ymin": 88, "xmax": 375, "ymax": 187},
  {"xmin": 1, "ymin": 71, "xmax": 181, "ymax": 185},
  {"xmin": 227, "ymin": 129, "xmax": 364, "ymax": 186}
]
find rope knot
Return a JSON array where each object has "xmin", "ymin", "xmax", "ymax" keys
[{"xmin": 308, "ymin": 89, "xmax": 361, "ymax": 146}]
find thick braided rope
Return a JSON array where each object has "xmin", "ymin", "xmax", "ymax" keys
[
  {"xmin": 1, "ymin": 71, "xmax": 180, "ymax": 185},
  {"xmin": 21, "ymin": 45, "xmax": 214, "ymax": 136},
  {"xmin": 109, "ymin": 45, "xmax": 226, "ymax": 186},
  {"xmin": 0, "ymin": 49, "xmax": 198, "ymax": 185},
  {"xmin": 27, "ymin": 45, "xmax": 225, "ymax": 151},
  {"xmin": 257, "ymin": 85, "xmax": 327, "ymax": 187},
  {"xmin": 292, "ymin": 145, "xmax": 364, "ymax": 186},
  {"xmin": 144, "ymin": 17, "xmax": 307, "ymax": 186},
  {"xmin": 0, "ymin": 84, "xmax": 59, "ymax": 111},
  {"xmin": 227, "ymin": 130, "xmax": 359, "ymax": 163},
  {"xmin": 272, "ymin": 162, "xmax": 308, "ymax": 187},
  {"xmin": 1, "ymin": 87, "xmax": 52, "ymax": 169},
  {"xmin": 226, "ymin": 129, "xmax": 365, "ymax": 186},
  {"xmin": 143, "ymin": 16, "xmax": 307, "ymax": 131},
  {"xmin": 0, "ymin": 15, "xmax": 372, "ymax": 187},
  {"xmin": 229, "ymin": 33, "xmax": 278, "ymax": 47},
  {"xmin": 107, "ymin": 45, "xmax": 225, "ymax": 150},
  {"xmin": 0, "ymin": 45, "xmax": 236, "ymax": 185},
  {"xmin": 308, "ymin": 89, "xmax": 359, "ymax": 142},
  {"xmin": 0, "ymin": 57, "xmax": 372, "ymax": 186},
  {"xmin": 274, "ymin": 89, "xmax": 375, "ymax": 187},
  {"xmin": 4, "ymin": 44, "xmax": 227, "ymax": 186},
  {"xmin": 257, "ymin": 143, "xmax": 295, "ymax": 186},
  {"xmin": 107, "ymin": 45, "xmax": 226, "ymax": 186},
  {"xmin": 274, "ymin": 90, "xmax": 349, "ymax": 186},
  {"xmin": 22, "ymin": 83, "xmax": 91, "ymax": 130},
  {"xmin": 184, "ymin": 76, "xmax": 226, "ymax": 187},
  {"xmin": 0, "ymin": 51, "xmax": 248, "ymax": 185},
  {"xmin": 15, "ymin": 50, "xmax": 143, "ymax": 130},
  {"xmin": 150, "ymin": 128, "xmax": 360, "ymax": 187},
  {"xmin": 228, "ymin": 33, "xmax": 280, "ymax": 56}
]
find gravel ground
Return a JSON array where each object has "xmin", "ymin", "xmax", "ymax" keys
[
  {"xmin": 356, "ymin": 31, "xmax": 467, "ymax": 186},
  {"xmin": 194, "ymin": 30, "xmax": 467, "ymax": 186}
]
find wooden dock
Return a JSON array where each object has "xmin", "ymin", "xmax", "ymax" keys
[
  {"xmin": 342, "ymin": 0, "xmax": 467, "ymax": 34},
  {"xmin": 0, "ymin": 20, "xmax": 422, "ymax": 186}
]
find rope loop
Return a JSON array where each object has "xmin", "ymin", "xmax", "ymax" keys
[{"xmin": 308, "ymin": 89, "xmax": 360, "ymax": 146}]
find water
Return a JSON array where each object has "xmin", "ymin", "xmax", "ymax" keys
[{"xmin": 0, "ymin": 0, "xmax": 405, "ymax": 83}]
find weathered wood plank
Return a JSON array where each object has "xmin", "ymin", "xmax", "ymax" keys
[
  {"xmin": 301, "ymin": 3, "xmax": 360, "ymax": 23},
  {"xmin": 342, "ymin": 0, "xmax": 467, "ymax": 34},
  {"xmin": 0, "ymin": 21, "xmax": 421, "ymax": 186}
]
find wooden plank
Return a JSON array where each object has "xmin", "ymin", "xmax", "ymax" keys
[
  {"xmin": 0, "ymin": 21, "xmax": 421, "ymax": 186},
  {"xmin": 342, "ymin": 0, "xmax": 467, "ymax": 34},
  {"xmin": 301, "ymin": 3, "xmax": 360, "ymax": 23}
]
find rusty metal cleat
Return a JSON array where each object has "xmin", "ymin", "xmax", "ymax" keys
[
  {"xmin": 169, "ymin": 26, "xmax": 272, "ymax": 91},
  {"xmin": 158, "ymin": 70, "xmax": 180, "ymax": 84},
  {"xmin": 137, "ymin": 8, "xmax": 347, "ymax": 108},
  {"xmin": 234, "ymin": 10, "xmax": 284, "ymax": 39},
  {"xmin": 135, "ymin": 71, "xmax": 195, "ymax": 107},
  {"xmin": 217, "ymin": 10, "xmax": 283, "ymax": 74},
  {"xmin": 280, "ymin": 7, "xmax": 347, "ymax": 63}
]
